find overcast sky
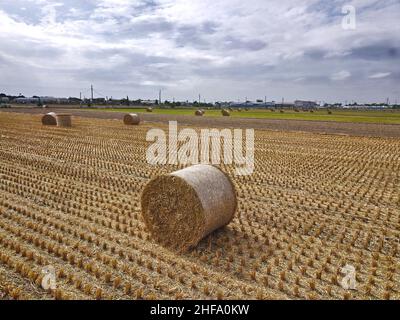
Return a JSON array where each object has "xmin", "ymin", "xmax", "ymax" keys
[{"xmin": 0, "ymin": 0, "xmax": 399, "ymax": 103}]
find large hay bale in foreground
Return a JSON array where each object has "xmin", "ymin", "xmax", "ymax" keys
[
  {"xmin": 123, "ymin": 113, "xmax": 140, "ymax": 125},
  {"xmin": 141, "ymin": 165, "xmax": 237, "ymax": 250},
  {"xmin": 56, "ymin": 114, "xmax": 72, "ymax": 127},
  {"xmin": 195, "ymin": 109, "xmax": 204, "ymax": 116},
  {"xmin": 41, "ymin": 112, "xmax": 57, "ymax": 125},
  {"xmin": 221, "ymin": 109, "xmax": 230, "ymax": 116}
]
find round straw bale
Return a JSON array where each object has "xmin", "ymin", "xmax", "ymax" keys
[
  {"xmin": 221, "ymin": 109, "xmax": 230, "ymax": 116},
  {"xmin": 195, "ymin": 109, "xmax": 203, "ymax": 116},
  {"xmin": 123, "ymin": 113, "xmax": 140, "ymax": 125},
  {"xmin": 41, "ymin": 112, "xmax": 57, "ymax": 125},
  {"xmin": 146, "ymin": 107, "xmax": 153, "ymax": 112},
  {"xmin": 56, "ymin": 114, "xmax": 72, "ymax": 127},
  {"xmin": 141, "ymin": 165, "xmax": 237, "ymax": 250}
]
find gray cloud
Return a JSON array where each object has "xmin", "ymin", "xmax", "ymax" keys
[
  {"xmin": 350, "ymin": 43, "xmax": 400, "ymax": 61},
  {"xmin": 221, "ymin": 36, "xmax": 267, "ymax": 51}
]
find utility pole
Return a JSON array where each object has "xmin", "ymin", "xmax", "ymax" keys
[
  {"xmin": 159, "ymin": 89, "xmax": 162, "ymax": 105},
  {"xmin": 199, "ymin": 94, "xmax": 201, "ymax": 104},
  {"xmin": 265, "ymin": 96, "xmax": 267, "ymax": 105},
  {"xmin": 91, "ymin": 85, "xmax": 94, "ymax": 102}
]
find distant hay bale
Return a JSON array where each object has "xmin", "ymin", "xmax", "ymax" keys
[
  {"xmin": 141, "ymin": 165, "xmax": 237, "ymax": 251},
  {"xmin": 42, "ymin": 105, "xmax": 48, "ymax": 109},
  {"xmin": 221, "ymin": 109, "xmax": 230, "ymax": 116},
  {"xmin": 123, "ymin": 113, "xmax": 140, "ymax": 125},
  {"xmin": 245, "ymin": 108, "xmax": 249, "ymax": 111},
  {"xmin": 146, "ymin": 107, "xmax": 153, "ymax": 112},
  {"xmin": 238, "ymin": 108, "xmax": 242, "ymax": 112},
  {"xmin": 41, "ymin": 112, "xmax": 57, "ymax": 126},
  {"xmin": 195, "ymin": 109, "xmax": 204, "ymax": 116},
  {"xmin": 56, "ymin": 114, "xmax": 72, "ymax": 127}
]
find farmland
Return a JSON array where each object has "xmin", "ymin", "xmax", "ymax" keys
[
  {"xmin": 90, "ymin": 108, "xmax": 400, "ymax": 124},
  {"xmin": 0, "ymin": 111, "xmax": 399, "ymax": 300}
]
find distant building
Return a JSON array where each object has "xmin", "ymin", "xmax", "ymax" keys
[
  {"xmin": 142, "ymin": 99, "xmax": 157, "ymax": 105},
  {"xmin": 14, "ymin": 97, "xmax": 39, "ymax": 104},
  {"xmin": 229, "ymin": 101, "xmax": 276, "ymax": 108},
  {"xmin": 294, "ymin": 100, "xmax": 318, "ymax": 109},
  {"xmin": 0, "ymin": 97, "xmax": 9, "ymax": 103},
  {"xmin": 14, "ymin": 96, "xmax": 71, "ymax": 104}
]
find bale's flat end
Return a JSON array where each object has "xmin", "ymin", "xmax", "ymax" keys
[{"xmin": 123, "ymin": 113, "xmax": 140, "ymax": 125}]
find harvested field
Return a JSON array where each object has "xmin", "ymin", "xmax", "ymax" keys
[
  {"xmin": 0, "ymin": 111, "xmax": 399, "ymax": 300},
  {"xmin": 4, "ymin": 107, "xmax": 400, "ymax": 138}
]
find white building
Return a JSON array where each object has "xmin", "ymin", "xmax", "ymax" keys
[{"xmin": 294, "ymin": 100, "xmax": 318, "ymax": 109}]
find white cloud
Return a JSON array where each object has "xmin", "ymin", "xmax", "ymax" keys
[
  {"xmin": 368, "ymin": 72, "xmax": 391, "ymax": 79},
  {"xmin": 331, "ymin": 70, "xmax": 351, "ymax": 81}
]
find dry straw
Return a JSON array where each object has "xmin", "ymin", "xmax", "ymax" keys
[
  {"xmin": 195, "ymin": 110, "xmax": 204, "ymax": 116},
  {"xmin": 123, "ymin": 113, "xmax": 140, "ymax": 125},
  {"xmin": 221, "ymin": 109, "xmax": 230, "ymax": 116},
  {"xmin": 141, "ymin": 165, "xmax": 237, "ymax": 251},
  {"xmin": 146, "ymin": 107, "xmax": 153, "ymax": 112},
  {"xmin": 56, "ymin": 114, "xmax": 72, "ymax": 127},
  {"xmin": 41, "ymin": 112, "xmax": 57, "ymax": 126}
]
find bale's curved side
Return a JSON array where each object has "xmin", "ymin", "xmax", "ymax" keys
[
  {"xmin": 146, "ymin": 107, "xmax": 153, "ymax": 112},
  {"xmin": 141, "ymin": 164, "xmax": 237, "ymax": 250},
  {"xmin": 56, "ymin": 114, "xmax": 72, "ymax": 127},
  {"xmin": 41, "ymin": 112, "xmax": 57, "ymax": 125},
  {"xmin": 123, "ymin": 113, "xmax": 140, "ymax": 125},
  {"xmin": 195, "ymin": 110, "xmax": 203, "ymax": 116}
]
